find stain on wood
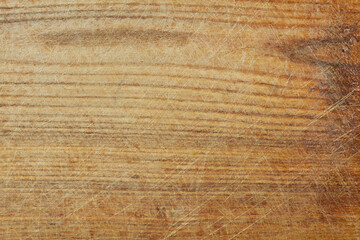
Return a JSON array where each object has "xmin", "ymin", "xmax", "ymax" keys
[
  {"xmin": 0, "ymin": 0, "xmax": 359, "ymax": 239},
  {"xmin": 39, "ymin": 29, "xmax": 192, "ymax": 46}
]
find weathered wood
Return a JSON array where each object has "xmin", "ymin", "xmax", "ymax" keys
[{"xmin": 0, "ymin": 0, "xmax": 359, "ymax": 239}]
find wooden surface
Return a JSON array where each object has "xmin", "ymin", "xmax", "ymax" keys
[{"xmin": 0, "ymin": 0, "xmax": 359, "ymax": 239}]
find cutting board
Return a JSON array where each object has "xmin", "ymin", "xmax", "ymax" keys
[{"xmin": 0, "ymin": 0, "xmax": 359, "ymax": 239}]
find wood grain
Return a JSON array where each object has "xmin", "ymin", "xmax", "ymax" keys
[{"xmin": 0, "ymin": 0, "xmax": 359, "ymax": 239}]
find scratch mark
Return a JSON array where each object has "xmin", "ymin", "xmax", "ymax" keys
[
  {"xmin": 224, "ymin": 156, "xmax": 265, "ymax": 202},
  {"xmin": 227, "ymin": 199, "xmax": 290, "ymax": 240},
  {"xmin": 161, "ymin": 197, "xmax": 214, "ymax": 240},
  {"xmin": 306, "ymin": 89, "xmax": 357, "ymax": 127},
  {"xmin": 204, "ymin": 197, "xmax": 267, "ymax": 239},
  {"xmin": 227, "ymin": 209, "xmax": 273, "ymax": 240}
]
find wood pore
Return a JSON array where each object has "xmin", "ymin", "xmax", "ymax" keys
[{"xmin": 0, "ymin": 0, "xmax": 359, "ymax": 239}]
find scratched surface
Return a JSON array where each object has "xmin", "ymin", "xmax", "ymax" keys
[{"xmin": 0, "ymin": 0, "xmax": 359, "ymax": 239}]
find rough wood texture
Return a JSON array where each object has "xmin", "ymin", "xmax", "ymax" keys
[{"xmin": 0, "ymin": 0, "xmax": 359, "ymax": 239}]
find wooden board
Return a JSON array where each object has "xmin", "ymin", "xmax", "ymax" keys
[{"xmin": 0, "ymin": 0, "xmax": 359, "ymax": 239}]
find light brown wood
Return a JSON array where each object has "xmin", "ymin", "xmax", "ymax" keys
[{"xmin": 0, "ymin": 0, "xmax": 359, "ymax": 239}]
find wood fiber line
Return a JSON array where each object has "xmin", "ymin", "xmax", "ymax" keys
[{"xmin": 0, "ymin": 0, "xmax": 359, "ymax": 239}]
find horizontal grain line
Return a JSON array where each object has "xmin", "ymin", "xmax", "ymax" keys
[
  {"xmin": 0, "ymin": 94, "xmax": 324, "ymax": 111},
  {"xmin": 0, "ymin": 155, "xmax": 335, "ymax": 163},
  {"xmin": 0, "ymin": 8, "xmax": 328, "ymax": 21},
  {"xmin": 0, "ymin": 83, "xmax": 325, "ymax": 101},
  {"xmin": 0, "ymin": 165, "xmax": 336, "ymax": 173},
  {"xmin": 0, "ymin": 72, "xmax": 319, "ymax": 90},
  {"xmin": 0, "ymin": 13, "xmax": 327, "ymax": 28},
  {"xmin": 0, "ymin": 71, "xmax": 285, "ymax": 88},
  {"xmin": 0, "ymin": 178, "xmax": 338, "ymax": 186},
  {"xmin": 0, "ymin": 178, "xmax": 343, "ymax": 185},
  {"xmin": 0, "ymin": 103, "xmax": 322, "ymax": 120},
  {"xmin": 0, "ymin": 113, "xmax": 327, "ymax": 128},
  {"xmin": 0, "ymin": 183, "xmax": 350, "ymax": 191},
  {"xmin": 0, "ymin": 129, "xmax": 329, "ymax": 140},
  {"xmin": 1, "ymin": 156, "xmax": 338, "ymax": 165},
  {"xmin": 0, "ymin": 1, "xmax": 336, "ymax": 13},
  {"xmin": 0, "ymin": 130, "xmax": 335, "ymax": 146},
  {"xmin": 0, "ymin": 61, "xmax": 323, "ymax": 84},
  {"xmin": 0, "ymin": 125, "xmax": 331, "ymax": 139},
  {"xmin": 0, "ymin": 119, "xmax": 330, "ymax": 133}
]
